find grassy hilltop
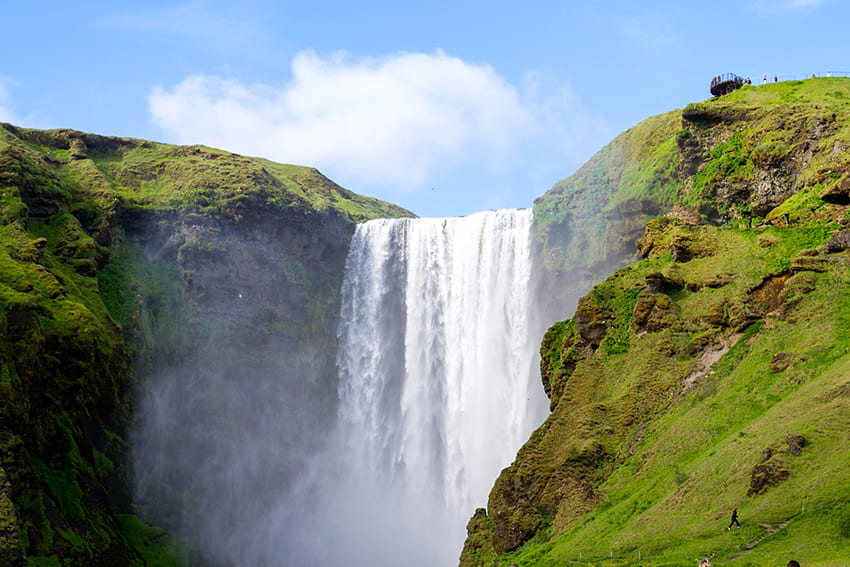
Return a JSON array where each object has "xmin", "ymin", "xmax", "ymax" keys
[
  {"xmin": 0, "ymin": 124, "xmax": 409, "ymax": 566},
  {"xmin": 463, "ymin": 78, "xmax": 850, "ymax": 566},
  {"xmin": 4, "ymin": 76, "xmax": 850, "ymax": 566}
]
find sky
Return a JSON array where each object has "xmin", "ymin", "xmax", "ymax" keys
[{"xmin": 2, "ymin": 0, "xmax": 849, "ymax": 217}]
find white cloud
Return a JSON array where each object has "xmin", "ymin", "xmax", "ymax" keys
[
  {"xmin": 751, "ymin": 0, "xmax": 824, "ymax": 15},
  {"xmin": 0, "ymin": 81, "xmax": 19, "ymax": 124},
  {"xmin": 0, "ymin": 80, "xmax": 51, "ymax": 129},
  {"xmin": 0, "ymin": 79, "xmax": 43, "ymax": 127},
  {"xmin": 149, "ymin": 50, "xmax": 607, "ymax": 195}
]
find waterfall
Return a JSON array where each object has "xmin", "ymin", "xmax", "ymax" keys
[
  {"xmin": 130, "ymin": 208, "xmax": 551, "ymax": 567},
  {"xmin": 324, "ymin": 208, "xmax": 549, "ymax": 566}
]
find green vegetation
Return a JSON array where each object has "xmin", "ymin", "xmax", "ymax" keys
[
  {"xmin": 532, "ymin": 111, "xmax": 682, "ymax": 278},
  {"xmin": 532, "ymin": 77, "xmax": 850, "ymax": 282},
  {"xmin": 468, "ymin": 218, "xmax": 850, "ymax": 566},
  {"xmin": 466, "ymin": 78, "xmax": 850, "ymax": 567},
  {"xmin": 0, "ymin": 121, "xmax": 409, "ymax": 564},
  {"xmin": 80, "ymin": 138, "xmax": 409, "ymax": 221},
  {"xmin": 534, "ymin": 111, "xmax": 682, "ymax": 232},
  {"xmin": 5, "ymin": 76, "xmax": 850, "ymax": 566},
  {"xmin": 115, "ymin": 514, "xmax": 189, "ymax": 567},
  {"xmin": 678, "ymin": 80, "xmax": 850, "ymax": 218}
]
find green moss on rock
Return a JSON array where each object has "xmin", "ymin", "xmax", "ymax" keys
[
  {"xmin": 467, "ymin": 78, "xmax": 850, "ymax": 567},
  {"xmin": 0, "ymin": 121, "xmax": 411, "ymax": 566}
]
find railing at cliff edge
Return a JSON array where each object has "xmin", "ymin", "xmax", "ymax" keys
[{"xmin": 712, "ymin": 71, "xmax": 850, "ymax": 96}]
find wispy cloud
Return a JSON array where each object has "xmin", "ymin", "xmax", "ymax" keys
[
  {"xmin": 0, "ymin": 82, "xmax": 17, "ymax": 124},
  {"xmin": 0, "ymin": 78, "xmax": 41, "ymax": 127},
  {"xmin": 751, "ymin": 0, "xmax": 825, "ymax": 15},
  {"xmin": 99, "ymin": 1, "xmax": 265, "ymax": 49},
  {"xmin": 148, "ymin": 50, "xmax": 610, "ymax": 196},
  {"xmin": 615, "ymin": 14, "xmax": 679, "ymax": 50}
]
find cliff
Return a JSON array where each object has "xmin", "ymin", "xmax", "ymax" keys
[
  {"xmin": 0, "ymin": 123, "xmax": 409, "ymax": 565},
  {"xmin": 5, "ymin": 76, "xmax": 850, "ymax": 567},
  {"xmin": 462, "ymin": 78, "xmax": 850, "ymax": 566}
]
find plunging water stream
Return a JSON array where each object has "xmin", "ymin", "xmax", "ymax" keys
[
  {"xmin": 320, "ymin": 209, "xmax": 549, "ymax": 565},
  {"xmin": 132, "ymin": 208, "xmax": 552, "ymax": 567}
]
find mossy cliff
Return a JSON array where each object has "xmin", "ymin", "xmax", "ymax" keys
[
  {"xmin": 463, "ymin": 78, "xmax": 850, "ymax": 566},
  {"xmin": 531, "ymin": 77, "xmax": 850, "ymax": 313},
  {"xmin": 0, "ymin": 123, "xmax": 408, "ymax": 566}
]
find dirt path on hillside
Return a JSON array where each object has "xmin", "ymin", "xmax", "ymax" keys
[{"xmin": 722, "ymin": 519, "xmax": 792, "ymax": 562}]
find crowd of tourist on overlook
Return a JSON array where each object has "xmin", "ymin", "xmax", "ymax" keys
[{"xmin": 710, "ymin": 70, "xmax": 849, "ymax": 96}]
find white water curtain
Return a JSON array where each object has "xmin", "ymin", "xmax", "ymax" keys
[{"xmin": 327, "ymin": 209, "xmax": 549, "ymax": 566}]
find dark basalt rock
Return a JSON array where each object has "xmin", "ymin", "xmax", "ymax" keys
[
  {"xmin": 819, "ymin": 174, "xmax": 850, "ymax": 204},
  {"xmin": 821, "ymin": 229, "xmax": 850, "ymax": 253},
  {"xmin": 645, "ymin": 271, "xmax": 683, "ymax": 293},
  {"xmin": 748, "ymin": 434, "xmax": 806, "ymax": 496},
  {"xmin": 574, "ymin": 296, "xmax": 608, "ymax": 347}
]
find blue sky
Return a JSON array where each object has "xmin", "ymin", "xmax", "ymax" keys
[{"xmin": 2, "ymin": 0, "xmax": 847, "ymax": 217}]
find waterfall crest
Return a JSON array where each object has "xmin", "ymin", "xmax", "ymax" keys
[{"xmin": 327, "ymin": 209, "xmax": 549, "ymax": 565}]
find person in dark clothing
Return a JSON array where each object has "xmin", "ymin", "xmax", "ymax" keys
[
  {"xmin": 787, "ymin": 561, "xmax": 800, "ymax": 567},
  {"xmin": 728, "ymin": 508, "xmax": 741, "ymax": 529}
]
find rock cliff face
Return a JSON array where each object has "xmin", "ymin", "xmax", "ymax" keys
[
  {"xmin": 527, "ymin": 111, "xmax": 681, "ymax": 326},
  {"xmin": 5, "ymin": 77, "xmax": 850, "ymax": 566},
  {"xmin": 0, "ymin": 123, "xmax": 409, "ymax": 565},
  {"xmin": 124, "ymin": 188, "xmax": 379, "ymax": 564},
  {"xmin": 462, "ymin": 78, "xmax": 850, "ymax": 566}
]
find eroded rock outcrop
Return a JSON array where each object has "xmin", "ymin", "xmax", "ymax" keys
[{"xmin": 461, "ymin": 79, "xmax": 850, "ymax": 566}]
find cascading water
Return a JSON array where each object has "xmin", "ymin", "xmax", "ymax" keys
[
  {"xmin": 131, "ymin": 208, "xmax": 553, "ymax": 567},
  {"xmin": 319, "ymin": 208, "xmax": 550, "ymax": 566}
]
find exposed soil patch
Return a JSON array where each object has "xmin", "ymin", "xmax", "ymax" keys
[
  {"xmin": 748, "ymin": 460, "xmax": 790, "ymax": 496},
  {"xmin": 748, "ymin": 272, "xmax": 790, "ymax": 314},
  {"xmin": 681, "ymin": 332, "xmax": 743, "ymax": 393}
]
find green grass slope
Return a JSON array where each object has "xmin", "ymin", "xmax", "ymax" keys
[
  {"xmin": 466, "ymin": 78, "xmax": 850, "ymax": 567},
  {"xmin": 532, "ymin": 109, "xmax": 682, "ymax": 289},
  {"xmin": 8, "ymin": 126, "xmax": 409, "ymax": 222},
  {"xmin": 532, "ymin": 77, "xmax": 850, "ymax": 290},
  {"xmin": 0, "ymin": 123, "xmax": 409, "ymax": 565}
]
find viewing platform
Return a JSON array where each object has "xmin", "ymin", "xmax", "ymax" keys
[
  {"xmin": 710, "ymin": 73, "xmax": 744, "ymax": 97},
  {"xmin": 710, "ymin": 72, "xmax": 850, "ymax": 97}
]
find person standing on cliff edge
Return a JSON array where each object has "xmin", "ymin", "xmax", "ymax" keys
[{"xmin": 728, "ymin": 507, "xmax": 741, "ymax": 530}]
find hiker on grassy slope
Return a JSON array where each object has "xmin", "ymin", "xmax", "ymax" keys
[{"xmin": 727, "ymin": 507, "xmax": 741, "ymax": 530}]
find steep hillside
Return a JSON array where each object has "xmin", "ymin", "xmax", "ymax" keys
[
  {"xmin": 0, "ymin": 123, "xmax": 409, "ymax": 566},
  {"xmin": 532, "ymin": 77, "xmax": 850, "ymax": 314},
  {"xmin": 531, "ymin": 111, "xmax": 682, "ymax": 313},
  {"xmin": 463, "ymin": 78, "xmax": 850, "ymax": 566}
]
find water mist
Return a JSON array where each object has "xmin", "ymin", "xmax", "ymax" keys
[
  {"xmin": 132, "ymin": 208, "xmax": 552, "ymax": 567},
  {"xmin": 316, "ymin": 209, "xmax": 550, "ymax": 566}
]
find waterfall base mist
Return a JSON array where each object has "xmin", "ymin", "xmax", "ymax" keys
[
  {"xmin": 131, "ymin": 208, "xmax": 559, "ymax": 567},
  {"xmin": 127, "ymin": 207, "xmax": 351, "ymax": 566}
]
